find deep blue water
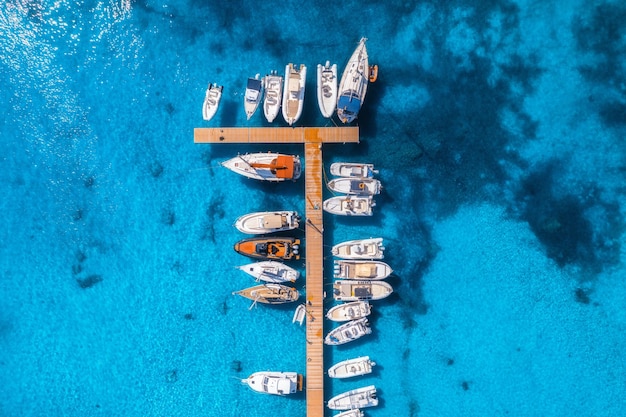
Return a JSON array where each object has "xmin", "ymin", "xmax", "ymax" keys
[{"xmin": 1, "ymin": 0, "xmax": 626, "ymax": 416}]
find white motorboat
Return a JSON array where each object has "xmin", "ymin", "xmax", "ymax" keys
[
  {"xmin": 330, "ymin": 162, "xmax": 378, "ymax": 178},
  {"xmin": 234, "ymin": 210, "xmax": 300, "ymax": 234},
  {"xmin": 323, "ymin": 196, "xmax": 374, "ymax": 216},
  {"xmin": 327, "ymin": 385, "xmax": 378, "ymax": 410},
  {"xmin": 317, "ymin": 61, "xmax": 337, "ymax": 118},
  {"xmin": 202, "ymin": 83, "xmax": 223, "ymax": 121},
  {"xmin": 324, "ymin": 317, "xmax": 371, "ymax": 345},
  {"xmin": 242, "ymin": 371, "xmax": 303, "ymax": 396},
  {"xmin": 327, "ymin": 178, "xmax": 382, "ymax": 196},
  {"xmin": 325, "ymin": 300, "xmax": 372, "ymax": 322},
  {"xmin": 332, "ymin": 238, "xmax": 385, "ymax": 260},
  {"xmin": 328, "ymin": 356, "xmax": 376, "ymax": 379},
  {"xmin": 263, "ymin": 70, "xmax": 283, "ymax": 123},
  {"xmin": 334, "ymin": 411, "xmax": 364, "ymax": 417},
  {"xmin": 333, "ymin": 280, "xmax": 393, "ymax": 301},
  {"xmin": 233, "ymin": 283, "xmax": 300, "ymax": 307},
  {"xmin": 337, "ymin": 38, "xmax": 369, "ymax": 124},
  {"xmin": 282, "ymin": 63, "xmax": 306, "ymax": 125},
  {"xmin": 244, "ymin": 74, "xmax": 263, "ymax": 120},
  {"xmin": 334, "ymin": 260, "xmax": 393, "ymax": 280},
  {"xmin": 236, "ymin": 261, "xmax": 300, "ymax": 283},
  {"xmin": 221, "ymin": 152, "xmax": 301, "ymax": 181}
]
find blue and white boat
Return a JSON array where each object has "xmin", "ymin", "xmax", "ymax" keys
[{"xmin": 337, "ymin": 38, "xmax": 369, "ymax": 124}]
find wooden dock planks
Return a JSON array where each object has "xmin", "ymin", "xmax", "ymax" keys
[{"xmin": 194, "ymin": 126, "xmax": 359, "ymax": 144}]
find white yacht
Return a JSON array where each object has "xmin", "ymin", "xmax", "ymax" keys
[
  {"xmin": 332, "ymin": 238, "xmax": 385, "ymax": 260},
  {"xmin": 202, "ymin": 83, "xmax": 223, "ymax": 121},
  {"xmin": 234, "ymin": 210, "xmax": 300, "ymax": 234},
  {"xmin": 244, "ymin": 74, "xmax": 263, "ymax": 120},
  {"xmin": 263, "ymin": 70, "xmax": 283, "ymax": 123},
  {"xmin": 324, "ymin": 317, "xmax": 372, "ymax": 345},
  {"xmin": 337, "ymin": 38, "xmax": 369, "ymax": 124},
  {"xmin": 330, "ymin": 162, "xmax": 378, "ymax": 178},
  {"xmin": 334, "ymin": 260, "xmax": 393, "ymax": 280},
  {"xmin": 221, "ymin": 152, "xmax": 301, "ymax": 182},
  {"xmin": 241, "ymin": 371, "xmax": 303, "ymax": 396},
  {"xmin": 325, "ymin": 300, "xmax": 372, "ymax": 322},
  {"xmin": 327, "ymin": 177, "xmax": 382, "ymax": 196},
  {"xmin": 323, "ymin": 196, "xmax": 374, "ymax": 216},
  {"xmin": 327, "ymin": 385, "xmax": 378, "ymax": 410},
  {"xmin": 317, "ymin": 61, "xmax": 337, "ymax": 118},
  {"xmin": 282, "ymin": 63, "xmax": 306, "ymax": 125},
  {"xmin": 236, "ymin": 261, "xmax": 300, "ymax": 283},
  {"xmin": 328, "ymin": 356, "xmax": 376, "ymax": 379}
]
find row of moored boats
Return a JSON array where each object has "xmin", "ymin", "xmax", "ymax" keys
[{"xmin": 203, "ymin": 38, "xmax": 377, "ymax": 125}]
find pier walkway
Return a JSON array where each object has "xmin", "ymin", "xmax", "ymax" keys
[{"xmin": 194, "ymin": 126, "xmax": 359, "ymax": 417}]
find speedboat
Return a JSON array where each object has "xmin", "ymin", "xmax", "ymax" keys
[
  {"xmin": 337, "ymin": 38, "xmax": 369, "ymax": 124},
  {"xmin": 241, "ymin": 371, "xmax": 303, "ymax": 395},
  {"xmin": 282, "ymin": 63, "xmax": 306, "ymax": 125},
  {"xmin": 202, "ymin": 83, "xmax": 223, "ymax": 121},
  {"xmin": 263, "ymin": 70, "xmax": 283, "ymax": 123},
  {"xmin": 330, "ymin": 162, "xmax": 378, "ymax": 178},
  {"xmin": 325, "ymin": 300, "xmax": 372, "ymax": 322},
  {"xmin": 327, "ymin": 178, "xmax": 382, "ymax": 196},
  {"xmin": 236, "ymin": 261, "xmax": 300, "ymax": 283},
  {"xmin": 332, "ymin": 238, "xmax": 385, "ymax": 260},
  {"xmin": 333, "ymin": 280, "xmax": 393, "ymax": 301},
  {"xmin": 234, "ymin": 211, "xmax": 300, "ymax": 234},
  {"xmin": 234, "ymin": 237, "xmax": 301, "ymax": 260},
  {"xmin": 244, "ymin": 74, "xmax": 263, "ymax": 120},
  {"xmin": 328, "ymin": 356, "xmax": 376, "ymax": 379},
  {"xmin": 233, "ymin": 283, "xmax": 299, "ymax": 306},
  {"xmin": 324, "ymin": 317, "xmax": 371, "ymax": 345},
  {"xmin": 327, "ymin": 385, "xmax": 378, "ymax": 410},
  {"xmin": 221, "ymin": 152, "xmax": 301, "ymax": 182},
  {"xmin": 323, "ymin": 196, "xmax": 375, "ymax": 216},
  {"xmin": 317, "ymin": 61, "xmax": 337, "ymax": 118},
  {"xmin": 334, "ymin": 260, "xmax": 393, "ymax": 280}
]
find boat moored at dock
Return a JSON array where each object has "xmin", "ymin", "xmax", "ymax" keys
[
  {"xmin": 328, "ymin": 356, "xmax": 376, "ymax": 379},
  {"xmin": 263, "ymin": 70, "xmax": 283, "ymax": 123},
  {"xmin": 241, "ymin": 371, "xmax": 303, "ymax": 395},
  {"xmin": 234, "ymin": 210, "xmax": 300, "ymax": 234},
  {"xmin": 330, "ymin": 162, "xmax": 378, "ymax": 178},
  {"xmin": 323, "ymin": 196, "xmax": 375, "ymax": 216},
  {"xmin": 236, "ymin": 260, "xmax": 300, "ymax": 283},
  {"xmin": 333, "ymin": 280, "xmax": 393, "ymax": 301},
  {"xmin": 334, "ymin": 260, "xmax": 393, "ymax": 280},
  {"xmin": 234, "ymin": 237, "xmax": 301, "ymax": 260},
  {"xmin": 233, "ymin": 283, "xmax": 300, "ymax": 305},
  {"xmin": 337, "ymin": 38, "xmax": 369, "ymax": 124},
  {"xmin": 327, "ymin": 177, "xmax": 382, "ymax": 196},
  {"xmin": 282, "ymin": 63, "xmax": 306, "ymax": 125},
  {"xmin": 326, "ymin": 300, "xmax": 372, "ymax": 322},
  {"xmin": 221, "ymin": 152, "xmax": 301, "ymax": 182},
  {"xmin": 244, "ymin": 74, "xmax": 263, "ymax": 120},
  {"xmin": 317, "ymin": 61, "xmax": 337, "ymax": 118},
  {"xmin": 332, "ymin": 238, "xmax": 385, "ymax": 260},
  {"xmin": 327, "ymin": 385, "xmax": 378, "ymax": 410},
  {"xmin": 324, "ymin": 317, "xmax": 372, "ymax": 345}
]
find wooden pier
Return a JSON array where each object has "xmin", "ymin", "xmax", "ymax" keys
[{"xmin": 195, "ymin": 126, "xmax": 359, "ymax": 417}]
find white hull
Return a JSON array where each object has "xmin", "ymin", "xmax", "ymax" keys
[
  {"xmin": 242, "ymin": 371, "xmax": 302, "ymax": 396},
  {"xmin": 323, "ymin": 196, "xmax": 374, "ymax": 216},
  {"xmin": 234, "ymin": 211, "xmax": 300, "ymax": 234},
  {"xmin": 282, "ymin": 63, "xmax": 306, "ymax": 125},
  {"xmin": 334, "ymin": 410, "xmax": 364, "ymax": 417},
  {"xmin": 244, "ymin": 74, "xmax": 263, "ymax": 120},
  {"xmin": 334, "ymin": 260, "xmax": 392, "ymax": 280},
  {"xmin": 327, "ymin": 178, "xmax": 382, "ymax": 196},
  {"xmin": 236, "ymin": 261, "xmax": 300, "ymax": 283},
  {"xmin": 202, "ymin": 84, "xmax": 223, "ymax": 121},
  {"xmin": 333, "ymin": 280, "xmax": 393, "ymax": 301},
  {"xmin": 317, "ymin": 61, "xmax": 337, "ymax": 118},
  {"xmin": 337, "ymin": 38, "xmax": 369, "ymax": 124},
  {"xmin": 325, "ymin": 300, "xmax": 372, "ymax": 322},
  {"xmin": 263, "ymin": 71, "xmax": 283, "ymax": 123},
  {"xmin": 332, "ymin": 238, "xmax": 385, "ymax": 260},
  {"xmin": 327, "ymin": 385, "xmax": 378, "ymax": 410},
  {"xmin": 328, "ymin": 356, "xmax": 376, "ymax": 379},
  {"xmin": 324, "ymin": 317, "xmax": 371, "ymax": 345},
  {"xmin": 330, "ymin": 162, "xmax": 378, "ymax": 178},
  {"xmin": 221, "ymin": 152, "xmax": 301, "ymax": 181}
]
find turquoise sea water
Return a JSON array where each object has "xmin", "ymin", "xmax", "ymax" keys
[{"xmin": 1, "ymin": 0, "xmax": 626, "ymax": 416}]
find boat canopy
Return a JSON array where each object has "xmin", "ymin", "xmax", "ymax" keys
[{"xmin": 270, "ymin": 156, "xmax": 295, "ymax": 179}]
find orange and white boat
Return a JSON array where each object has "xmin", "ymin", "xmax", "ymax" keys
[
  {"xmin": 234, "ymin": 237, "xmax": 301, "ymax": 260},
  {"xmin": 221, "ymin": 152, "xmax": 301, "ymax": 181}
]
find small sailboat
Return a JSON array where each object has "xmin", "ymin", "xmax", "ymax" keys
[
  {"xmin": 234, "ymin": 237, "xmax": 301, "ymax": 261},
  {"xmin": 323, "ymin": 196, "xmax": 375, "ymax": 216},
  {"xmin": 236, "ymin": 261, "xmax": 300, "ymax": 283},
  {"xmin": 317, "ymin": 61, "xmax": 337, "ymax": 118},
  {"xmin": 325, "ymin": 301, "xmax": 372, "ymax": 322},
  {"xmin": 324, "ymin": 318, "xmax": 372, "ymax": 345},
  {"xmin": 202, "ymin": 83, "xmax": 223, "ymax": 121},
  {"xmin": 337, "ymin": 38, "xmax": 369, "ymax": 124},
  {"xmin": 242, "ymin": 371, "xmax": 303, "ymax": 395},
  {"xmin": 333, "ymin": 280, "xmax": 393, "ymax": 302},
  {"xmin": 234, "ymin": 210, "xmax": 300, "ymax": 234},
  {"xmin": 328, "ymin": 356, "xmax": 376, "ymax": 379},
  {"xmin": 244, "ymin": 74, "xmax": 263, "ymax": 120},
  {"xmin": 327, "ymin": 178, "xmax": 382, "ymax": 196},
  {"xmin": 282, "ymin": 63, "xmax": 306, "ymax": 125},
  {"xmin": 334, "ymin": 260, "xmax": 393, "ymax": 280},
  {"xmin": 329, "ymin": 162, "xmax": 378, "ymax": 178},
  {"xmin": 332, "ymin": 238, "xmax": 385, "ymax": 260},
  {"xmin": 233, "ymin": 283, "xmax": 300, "ymax": 307},
  {"xmin": 221, "ymin": 152, "xmax": 302, "ymax": 182},
  {"xmin": 263, "ymin": 70, "xmax": 283, "ymax": 123},
  {"xmin": 327, "ymin": 385, "xmax": 378, "ymax": 410}
]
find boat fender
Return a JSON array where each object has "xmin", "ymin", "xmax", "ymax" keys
[{"xmin": 293, "ymin": 248, "xmax": 299, "ymax": 255}]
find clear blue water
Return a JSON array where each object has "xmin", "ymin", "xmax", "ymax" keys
[{"xmin": 1, "ymin": 0, "xmax": 625, "ymax": 416}]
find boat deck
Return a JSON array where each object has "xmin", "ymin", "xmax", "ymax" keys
[{"xmin": 195, "ymin": 126, "xmax": 359, "ymax": 417}]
